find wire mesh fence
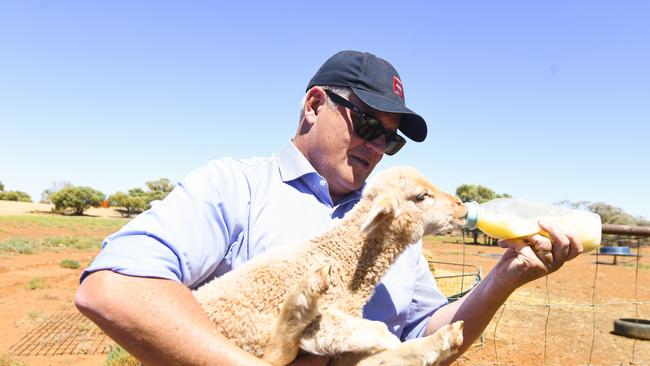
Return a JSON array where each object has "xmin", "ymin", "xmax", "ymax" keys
[
  {"xmin": 427, "ymin": 225, "xmax": 650, "ymax": 366},
  {"xmin": 5, "ymin": 226, "xmax": 649, "ymax": 365},
  {"xmin": 8, "ymin": 311, "xmax": 112, "ymax": 356},
  {"xmin": 429, "ymin": 259, "xmax": 481, "ymax": 302}
]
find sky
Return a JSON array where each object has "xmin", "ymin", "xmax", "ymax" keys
[{"xmin": 1, "ymin": 1, "xmax": 648, "ymax": 219}]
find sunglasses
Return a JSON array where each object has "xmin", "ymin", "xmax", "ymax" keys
[{"xmin": 325, "ymin": 90, "xmax": 406, "ymax": 155}]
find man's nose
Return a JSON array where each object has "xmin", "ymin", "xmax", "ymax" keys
[{"xmin": 364, "ymin": 135, "xmax": 386, "ymax": 156}]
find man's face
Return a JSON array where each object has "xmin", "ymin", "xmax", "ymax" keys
[{"xmin": 308, "ymin": 89, "xmax": 401, "ymax": 203}]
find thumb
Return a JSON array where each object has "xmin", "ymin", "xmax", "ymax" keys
[{"xmin": 498, "ymin": 238, "xmax": 528, "ymax": 251}]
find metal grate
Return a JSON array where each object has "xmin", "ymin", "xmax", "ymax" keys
[
  {"xmin": 429, "ymin": 260, "xmax": 481, "ymax": 302},
  {"xmin": 9, "ymin": 312, "xmax": 113, "ymax": 356}
]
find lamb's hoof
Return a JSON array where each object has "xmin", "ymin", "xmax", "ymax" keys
[
  {"xmin": 418, "ymin": 320, "xmax": 464, "ymax": 364},
  {"xmin": 446, "ymin": 320, "xmax": 464, "ymax": 352},
  {"xmin": 356, "ymin": 321, "xmax": 464, "ymax": 366},
  {"xmin": 317, "ymin": 265, "xmax": 332, "ymax": 293},
  {"xmin": 305, "ymin": 265, "xmax": 332, "ymax": 297},
  {"xmin": 359, "ymin": 321, "xmax": 402, "ymax": 354}
]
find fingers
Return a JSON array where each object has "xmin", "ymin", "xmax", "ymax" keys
[
  {"xmin": 495, "ymin": 223, "xmax": 585, "ymax": 289},
  {"xmin": 498, "ymin": 221, "xmax": 584, "ymax": 274},
  {"xmin": 524, "ymin": 234, "xmax": 554, "ymax": 270},
  {"xmin": 538, "ymin": 220, "xmax": 584, "ymax": 269},
  {"xmin": 500, "ymin": 234, "xmax": 554, "ymax": 266},
  {"xmin": 498, "ymin": 237, "xmax": 522, "ymax": 252},
  {"xmin": 499, "ymin": 237, "xmax": 549, "ymax": 267}
]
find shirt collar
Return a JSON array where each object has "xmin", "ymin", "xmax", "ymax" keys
[
  {"xmin": 276, "ymin": 140, "xmax": 364, "ymax": 207},
  {"xmin": 276, "ymin": 140, "xmax": 318, "ymax": 183}
]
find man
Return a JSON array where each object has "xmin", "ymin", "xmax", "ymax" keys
[{"xmin": 76, "ymin": 50, "xmax": 583, "ymax": 365}]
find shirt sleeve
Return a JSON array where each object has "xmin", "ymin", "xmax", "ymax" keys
[
  {"xmin": 400, "ymin": 253, "xmax": 449, "ymax": 341},
  {"xmin": 80, "ymin": 159, "xmax": 250, "ymax": 287}
]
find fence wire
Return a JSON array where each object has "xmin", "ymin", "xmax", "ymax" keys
[{"xmin": 447, "ymin": 234, "xmax": 647, "ymax": 366}]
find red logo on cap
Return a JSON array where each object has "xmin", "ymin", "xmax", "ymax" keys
[{"xmin": 393, "ymin": 76, "xmax": 404, "ymax": 98}]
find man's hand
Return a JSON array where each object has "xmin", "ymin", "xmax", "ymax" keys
[
  {"xmin": 425, "ymin": 221, "xmax": 585, "ymax": 366},
  {"xmin": 493, "ymin": 220, "xmax": 584, "ymax": 291}
]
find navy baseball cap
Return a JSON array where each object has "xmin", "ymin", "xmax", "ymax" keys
[{"xmin": 307, "ymin": 50, "xmax": 427, "ymax": 142}]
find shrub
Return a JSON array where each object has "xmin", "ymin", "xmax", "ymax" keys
[
  {"xmin": 0, "ymin": 236, "xmax": 102, "ymax": 254},
  {"xmin": 50, "ymin": 186, "xmax": 105, "ymax": 215},
  {"xmin": 26, "ymin": 310, "xmax": 42, "ymax": 321},
  {"xmin": 145, "ymin": 178, "xmax": 174, "ymax": 202},
  {"xmin": 108, "ymin": 192, "xmax": 147, "ymax": 217},
  {"xmin": 40, "ymin": 181, "xmax": 73, "ymax": 204},
  {"xmin": 109, "ymin": 178, "xmax": 174, "ymax": 217},
  {"xmin": 59, "ymin": 259, "xmax": 81, "ymax": 269},
  {"xmin": 0, "ymin": 238, "xmax": 36, "ymax": 254},
  {"xmin": 27, "ymin": 277, "xmax": 48, "ymax": 290},
  {"xmin": 42, "ymin": 236, "xmax": 99, "ymax": 250},
  {"xmin": 105, "ymin": 345, "xmax": 139, "ymax": 366},
  {"xmin": 0, "ymin": 191, "xmax": 32, "ymax": 202}
]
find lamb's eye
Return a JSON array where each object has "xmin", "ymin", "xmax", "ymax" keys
[{"xmin": 416, "ymin": 192, "xmax": 428, "ymax": 201}]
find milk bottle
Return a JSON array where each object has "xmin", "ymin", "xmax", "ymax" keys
[{"xmin": 464, "ymin": 198, "xmax": 602, "ymax": 252}]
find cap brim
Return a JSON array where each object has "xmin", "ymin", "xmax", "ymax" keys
[{"xmin": 352, "ymin": 87, "xmax": 427, "ymax": 142}]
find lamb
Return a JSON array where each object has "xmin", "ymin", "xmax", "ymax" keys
[{"xmin": 193, "ymin": 166, "xmax": 468, "ymax": 366}]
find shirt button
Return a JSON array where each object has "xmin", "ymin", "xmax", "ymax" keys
[{"xmin": 319, "ymin": 180, "xmax": 326, "ymax": 187}]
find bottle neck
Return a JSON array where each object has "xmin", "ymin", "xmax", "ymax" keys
[{"xmin": 464, "ymin": 201, "xmax": 479, "ymax": 230}]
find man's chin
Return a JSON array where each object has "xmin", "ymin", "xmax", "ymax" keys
[
  {"xmin": 350, "ymin": 169, "xmax": 372, "ymax": 189},
  {"xmin": 349, "ymin": 155, "xmax": 373, "ymax": 170}
]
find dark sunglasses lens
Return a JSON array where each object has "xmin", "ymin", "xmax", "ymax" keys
[
  {"xmin": 355, "ymin": 117, "xmax": 384, "ymax": 140},
  {"xmin": 384, "ymin": 134, "xmax": 406, "ymax": 156},
  {"xmin": 326, "ymin": 91, "xmax": 406, "ymax": 155}
]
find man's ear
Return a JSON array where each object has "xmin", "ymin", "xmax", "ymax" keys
[
  {"xmin": 304, "ymin": 87, "xmax": 327, "ymax": 122},
  {"xmin": 360, "ymin": 193, "xmax": 401, "ymax": 234}
]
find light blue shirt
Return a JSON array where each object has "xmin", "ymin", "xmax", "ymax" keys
[{"xmin": 82, "ymin": 141, "xmax": 447, "ymax": 341}]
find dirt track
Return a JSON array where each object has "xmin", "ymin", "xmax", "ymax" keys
[{"xmin": 0, "ymin": 201, "xmax": 122, "ymax": 218}]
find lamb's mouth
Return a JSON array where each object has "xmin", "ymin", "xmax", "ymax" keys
[
  {"xmin": 436, "ymin": 226, "xmax": 455, "ymax": 236},
  {"xmin": 429, "ymin": 219, "xmax": 465, "ymax": 236},
  {"xmin": 455, "ymin": 217, "xmax": 467, "ymax": 229}
]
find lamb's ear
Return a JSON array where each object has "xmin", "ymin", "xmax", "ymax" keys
[{"xmin": 360, "ymin": 193, "xmax": 401, "ymax": 234}]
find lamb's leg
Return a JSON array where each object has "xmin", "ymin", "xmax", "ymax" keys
[
  {"xmin": 347, "ymin": 321, "xmax": 465, "ymax": 366},
  {"xmin": 262, "ymin": 265, "xmax": 331, "ymax": 366},
  {"xmin": 299, "ymin": 308, "xmax": 402, "ymax": 357}
]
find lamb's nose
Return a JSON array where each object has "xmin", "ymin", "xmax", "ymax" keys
[{"xmin": 454, "ymin": 200, "xmax": 468, "ymax": 219}]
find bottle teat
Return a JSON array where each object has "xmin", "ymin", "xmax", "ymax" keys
[{"xmin": 464, "ymin": 201, "xmax": 479, "ymax": 230}]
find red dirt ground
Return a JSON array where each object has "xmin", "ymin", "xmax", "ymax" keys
[
  {"xmin": 1, "ymin": 214, "xmax": 649, "ymax": 365},
  {"xmin": 429, "ymin": 240, "xmax": 650, "ymax": 366}
]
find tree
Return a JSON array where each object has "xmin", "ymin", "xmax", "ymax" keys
[
  {"xmin": 456, "ymin": 184, "xmax": 511, "ymax": 204},
  {"xmin": 588, "ymin": 202, "xmax": 636, "ymax": 225},
  {"xmin": 145, "ymin": 178, "xmax": 174, "ymax": 203},
  {"xmin": 50, "ymin": 186, "xmax": 105, "ymax": 215},
  {"xmin": 128, "ymin": 188, "xmax": 147, "ymax": 198},
  {"xmin": 456, "ymin": 184, "xmax": 511, "ymax": 244},
  {"xmin": 40, "ymin": 181, "xmax": 73, "ymax": 204},
  {"xmin": 557, "ymin": 200, "xmax": 646, "ymax": 226},
  {"xmin": 637, "ymin": 217, "xmax": 650, "ymax": 227},
  {"xmin": 0, "ymin": 191, "xmax": 32, "ymax": 202},
  {"xmin": 0, "ymin": 181, "xmax": 32, "ymax": 202},
  {"xmin": 108, "ymin": 178, "xmax": 174, "ymax": 217},
  {"xmin": 146, "ymin": 178, "xmax": 174, "ymax": 195},
  {"xmin": 109, "ymin": 191, "xmax": 148, "ymax": 217},
  {"xmin": 557, "ymin": 200, "xmax": 649, "ymax": 245},
  {"xmin": 586, "ymin": 202, "xmax": 648, "ymax": 245}
]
